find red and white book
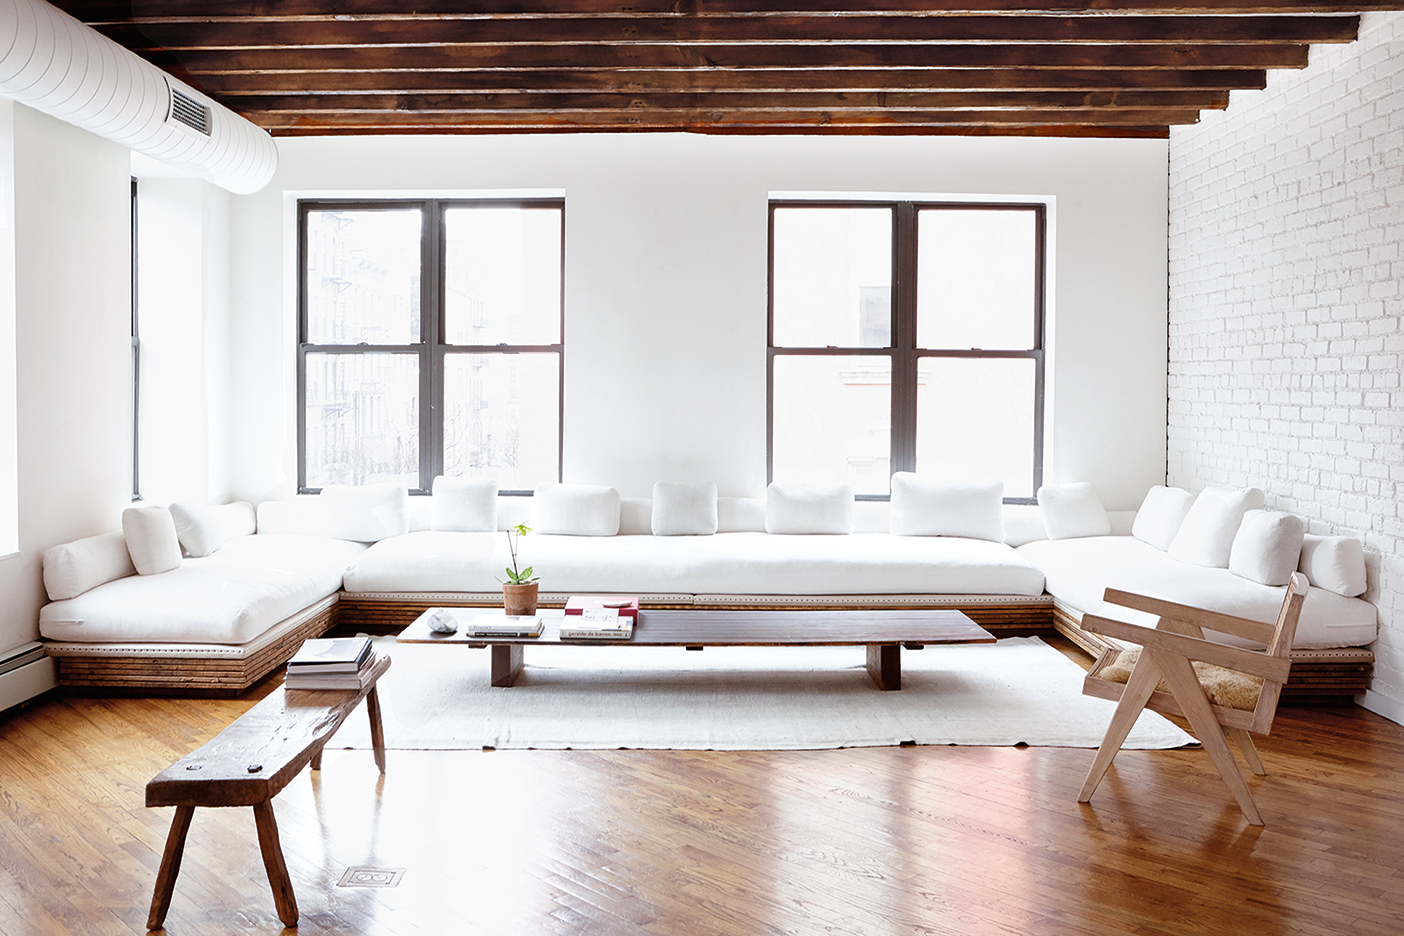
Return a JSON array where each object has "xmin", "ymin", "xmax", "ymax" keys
[{"xmin": 564, "ymin": 595, "xmax": 639, "ymax": 619}]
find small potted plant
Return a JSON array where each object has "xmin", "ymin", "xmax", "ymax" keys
[{"xmin": 500, "ymin": 523, "xmax": 539, "ymax": 615}]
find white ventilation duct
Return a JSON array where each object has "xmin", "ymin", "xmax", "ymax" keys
[{"xmin": 0, "ymin": 0, "xmax": 276, "ymax": 194}]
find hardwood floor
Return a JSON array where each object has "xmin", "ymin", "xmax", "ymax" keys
[{"xmin": 3, "ymin": 660, "xmax": 1404, "ymax": 935}]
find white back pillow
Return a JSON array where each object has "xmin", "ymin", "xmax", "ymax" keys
[
  {"xmin": 1166, "ymin": 487, "xmax": 1264, "ymax": 568},
  {"xmin": 889, "ymin": 473, "xmax": 1004, "ymax": 542},
  {"xmin": 1128, "ymin": 488, "xmax": 1196, "ymax": 552},
  {"xmin": 319, "ymin": 483, "xmax": 410, "ymax": 542},
  {"xmin": 765, "ymin": 482, "xmax": 853, "ymax": 534},
  {"xmin": 532, "ymin": 484, "xmax": 621, "ymax": 536},
  {"xmin": 170, "ymin": 502, "xmax": 223, "ymax": 558},
  {"xmin": 1036, "ymin": 482, "xmax": 1111, "ymax": 540},
  {"xmin": 1132, "ymin": 485, "xmax": 1195, "ymax": 551},
  {"xmin": 652, "ymin": 481, "xmax": 719, "ymax": 536},
  {"xmin": 1299, "ymin": 534, "xmax": 1368, "ymax": 597},
  {"xmin": 122, "ymin": 504, "xmax": 183, "ymax": 575},
  {"xmin": 717, "ymin": 497, "xmax": 766, "ymax": 533},
  {"xmin": 431, "ymin": 476, "xmax": 498, "ymax": 532},
  {"xmin": 1229, "ymin": 510, "xmax": 1306, "ymax": 586},
  {"xmin": 42, "ymin": 530, "xmax": 136, "ymax": 601}
]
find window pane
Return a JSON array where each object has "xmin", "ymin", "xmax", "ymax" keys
[
  {"xmin": 772, "ymin": 207, "xmax": 892, "ymax": 348},
  {"xmin": 917, "ymin": 209, "xmax": 1037, "ymax": 351},
  {"xmin": 305, "ymin": 209, "xmax": 422, "ymax": 345},
  {"xmin": 772, "ymin": 355, "xmax": 891, "ymax": 495},
  {"xmin": 444, "ymin": 352, "xmax": 559, "ymax": 490},
  {"xmin": 915, "ymin": 358, "xmax": 1036, "ymax": 498},
  {"xmin": 444, "ymin": 206, "xmax": 562, "ymax": 346},
  {"xmin": 304, "ymin": 352, "xmax": 419, "ymax": 488}
]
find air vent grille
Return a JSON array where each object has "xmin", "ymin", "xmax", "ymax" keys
[{"xmin": 169, "ymin": 87, "xmax": 212, "ymax": 136}]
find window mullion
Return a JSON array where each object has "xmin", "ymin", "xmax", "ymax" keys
[
  {"xmin": 891, "ymin": 202, "xmax": 919, "ymax": 477},
  {"xmin": 421, "ymin": 201, "xmax": 442, "ymax": 493}
]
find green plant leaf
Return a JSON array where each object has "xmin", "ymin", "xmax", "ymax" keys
[{"xmin": 520, "ymin": 566, "xmax": 533, "ymax": 580}]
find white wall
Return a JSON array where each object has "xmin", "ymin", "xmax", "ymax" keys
[
  {"xmin": 135, "ymin": 177, "xmax": 233, "ymax": 504},
  {"xmin": 229, "ymin": 133, "xmax": 1169, "ymax": 509},
  {"xmin": 0, "ymin": 105, "xmax": 131, "ymax": 656},
  {"xmin": 1168, "ymin": 12, "xmax": 1404, "ymax": 718}
]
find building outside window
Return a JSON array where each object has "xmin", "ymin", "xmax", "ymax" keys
[
  {"xmin": 769, "ymin": 200, "xmax": 1045, "ymax": 501},
  {"xmin": 298, "ymin": 199, "xmax": 563, "ymax": 493}
]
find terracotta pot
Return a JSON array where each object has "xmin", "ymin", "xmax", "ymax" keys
[{"xmin": 502, "ymin": 582, "xmax": 539, "ymax": 616}]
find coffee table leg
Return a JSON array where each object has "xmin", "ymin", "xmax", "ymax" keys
[
  {"xmin": 148, "ymin": 804, "xmax": 195, "ymax": 930},
  {"xmin": 490, "ymin": 644, "xmax": 525, "ymax": 687},
  {"xmin": 866, "ymin": 644, "xmax": 902, "ymax": 690}
]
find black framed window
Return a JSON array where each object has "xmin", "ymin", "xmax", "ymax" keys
[
  {"xmin": 131, "ymin": 178, "xmax": 141, "ymax": 500},
  {"xmin": 298, "ymin": 199, "xmax": 564, "ymax": 494},
  {"xmin": 768, "ymin": 200, "xmax": 1045, "ymax": 502}
]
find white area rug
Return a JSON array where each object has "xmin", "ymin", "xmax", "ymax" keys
[{"xmin": 330, "ymin": 635, "xmax": 1196, "ymax": 752}]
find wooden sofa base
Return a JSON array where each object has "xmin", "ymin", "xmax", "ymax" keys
[
  {"xmin": 334, "ymin": 592, "xmax": 1058, "ymax": 639},
  {"xmin": 42, "ymin": 590, "xmax": 1374, "ymax": 703},
  {"xmin": 1051, "ymin": 599, "xmax": 1374, "ymax": 705},
  {"xmin": 47, "ymin": 598, "xmax": 339, "ymax": 697}
]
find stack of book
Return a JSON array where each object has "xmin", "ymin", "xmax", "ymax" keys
[
  {"xmin": 284, "ymin": 636, "xmax": 376, "ymax": 690},
  {"xmin": 465, "ymin": 615, "xmax": 544, "ymax": 638},
  {"xmin": 559, "ymin": 597, "xmax": 638, "ymax": 640}
]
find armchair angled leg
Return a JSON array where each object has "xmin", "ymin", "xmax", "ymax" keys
[
  {"xmin": 1152, "ymin": 648, "xmax": 1264, "ymax": 826},
  {"xmin": 1226, "ymin": 726, "xmax": 1267, "ymax": 776},
  {"xmin": 1080, "ymin": 651, "xmax": 1162, "ymax": 804}
]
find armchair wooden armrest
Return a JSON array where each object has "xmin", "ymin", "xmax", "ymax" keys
[
  {"xmin": 1103, "ymin": 587, "xmax": 1278, "ymax": 645},
  {"xmin": 1082, "ymin": 614, "xmax": 1291, "ymax": 684}
]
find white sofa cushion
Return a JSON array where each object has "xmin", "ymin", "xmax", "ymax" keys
[
  {"xmin": 651, "ymin": 481, "xmax": 719, "ymax": 536},
  {"xmin": 170, "ymin": 502, "xmax": 223, "ymax": 558},
  {"xmin": 619, "ymin": 497, "xmax": 653, "ymax": 535},
  {"xmin": 342, "ymin": 530, "xmax": 1046, "ymax": 597},
  {"xmin": 765, "ymin": 483, "xmax": 852, "ymax": 535},
  {"xmin": 1166, "ymin": 487, "xmax": 1264, "ymax": 568},
  {"xmin": 1017, "ymin": 536, "xmax": 1377, "ymax": 651},
  {"xmin": 431, "ymin": 476, "xmax": 497, "ymax": 532},
  {"xmin": 1299, "ymin": 534, "xmax": 1368, "ymax": 598},
  {"xmin": 889, "ymin": 474, "xmax": 1004, "ymax": 542},
  {"xmin": 1036, "ymin": 482, "xmax": 1111, "ymax": 540},
  {"xmin": 39, "ymin": 535, "xmax": 368, "ymax": 645},
  {"xmin": 1132, "ymin": 486, "xmax": 1195, "ymax": 551},
  {"xmin": 122, "ymin": 505, "xmax": 182, "ymax": 575},
  {"xmin": 42, "ymin": 531, "xmax": 136, "ymax": 601},
  {"xmin": 319, "ymin": 483, "xmax": 410, "ymax": 542},
  {"xmin": 213, "ymin": 502, "xmax": 257, "ymax": 541},
  {"xmin": 532, "ymin": 484, "xmax": 621, "ymax": 536},
  {"xmin": 1229, "ymin": 510, "xmax": 1306, "ymax": 586}
]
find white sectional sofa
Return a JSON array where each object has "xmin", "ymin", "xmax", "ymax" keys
[
  {"xmin": 35, "ymin": 477, "xmax": 1377, "ymax": 700},
  {"xmin": 1013, "ymin": 483, "xmax": 1377, "ymax": 700}
]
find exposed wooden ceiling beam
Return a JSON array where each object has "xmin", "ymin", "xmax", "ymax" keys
[
  {"xmin": 93, "ymin": 15, "xmax": 1360, "ymax": 48},
  {"xmin": 192, "ymin": 67, "xmax": 1261, "ymax": 94},
  {"xmin": 52, "ymin": 0, "xmax": 1404, "ymax": 18},
  {"xmin": 160, "ymin": 43, "xmax": 1313, "ymax": 73}
]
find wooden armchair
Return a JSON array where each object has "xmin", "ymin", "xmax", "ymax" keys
[{"xmin": 1077, "ymin": 571, "xmax": 1309, "ymax": 826}]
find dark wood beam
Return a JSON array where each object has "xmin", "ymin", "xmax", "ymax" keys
[
  {"xmin": 94, "ymin": 15, "xmax": 1360, "ymax": 49},
  {"xmin": 218, "ymin": 89, "xmax": 1232, "ymax": 113},
  {"xmin": 49, "ymin": 1, "xmax": 1404, "ymax": 20},
  {"xmin": 251, "ymin": 106, "xmax": 1199, "ymax": 130},
  {"xmin": 192, "ymin": 67, "xmax": 1264, "ymax": 94},
  {"xmin": 162, "ymin": 43, "xmax": 1312, "ymax": 73}
]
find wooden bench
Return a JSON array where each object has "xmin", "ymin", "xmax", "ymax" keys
[{"xmin": 144, "ymin": 653, "xmax": 391, "ymax": 929}]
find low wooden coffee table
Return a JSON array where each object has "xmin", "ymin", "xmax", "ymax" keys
[{"xmin": 396, "ymin": 608, "xmax": 994, "ymax": 691}]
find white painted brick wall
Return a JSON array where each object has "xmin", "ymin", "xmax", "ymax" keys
[{"xmin": 1168, "ymin": 12, "xmax": 1404, "ymax": 719}]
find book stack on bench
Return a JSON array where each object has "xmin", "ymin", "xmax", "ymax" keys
[{"xmin": 285, "ymin": 636, "xmax": 377, "ymax": 690}]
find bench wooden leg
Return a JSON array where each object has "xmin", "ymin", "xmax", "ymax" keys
[
  {"xmin": 367, "ymin": 685, "xmax": 387, "ymax": 773},
  {"xmin": 865, "ymin": 644, "xmax": 902, "ymax": 691},
  {"xmin": 252, "ymin": 801, "xmax": 299, "ymax": 926},
  {"xmin": 147, "ymin": 804, "xmax": 195, "ymax": 931},
  {"xmin": 490, "ymin": 644, "xmax": 525, "ymax": 687}
]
